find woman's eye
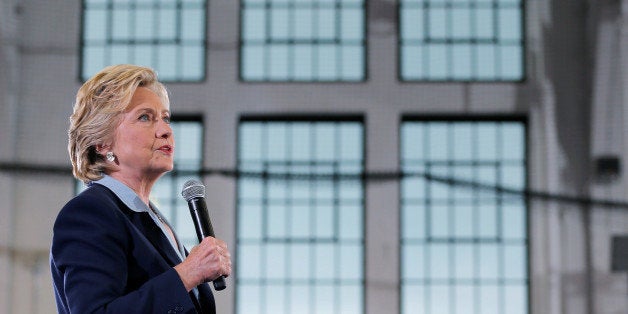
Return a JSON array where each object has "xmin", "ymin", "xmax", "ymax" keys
[
  {"xmin": 163, "ymin": 116, "xmax": 171, "ymax": 124},
  {"xmin": 139, "ymin": 114, "xmax": 150, "ymax": 121}
]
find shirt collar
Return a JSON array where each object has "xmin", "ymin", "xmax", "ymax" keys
[{"xmin": 93, "ymin": 174, "xmax": 152, "ymax": 213}]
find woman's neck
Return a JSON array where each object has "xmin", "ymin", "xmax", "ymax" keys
[{"xmin": 108, "ymin": 172, "xmax": 157, "ymax": 205}]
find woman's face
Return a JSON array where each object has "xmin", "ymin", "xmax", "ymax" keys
[{"xmin": 110, "ymin": 87, "xmax": 174, "ymax": 180}]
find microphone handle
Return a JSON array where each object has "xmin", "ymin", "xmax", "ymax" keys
[{"xmin": 188, "ymin": 198, "xmax": 227, "ymax": 291}]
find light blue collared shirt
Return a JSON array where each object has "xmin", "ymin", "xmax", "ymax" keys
[{"xmin": 93, "ymin": 175, "xmax": 186, "ymax": 262}]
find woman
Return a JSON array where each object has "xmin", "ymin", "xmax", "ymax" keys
[{"xmin": 50, "ymin": 64, "xmax": 231, "ymax": 313}]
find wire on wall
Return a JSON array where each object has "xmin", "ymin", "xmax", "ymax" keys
[{"xmin": 1, "ymin": 162, "xmax": 627, "ymax": 210}]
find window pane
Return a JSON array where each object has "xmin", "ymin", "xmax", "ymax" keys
[
  {"xmin": 399, "ymin": 0, "xmax": 524, "ymax": 81},
  {"xmin": 237, "ymin": 120, "xmax": 364, "ymax": 314},
  {"xmin": 240, "ymin": 0, "xmax": 366, "ymax": 81},
  {"xmin": 81, "ymin": 0, "xmax": 207, "ymax": 82},
  {"xmin": 401, "ymin": 120, "xmax": 528, "ymax": 314}
]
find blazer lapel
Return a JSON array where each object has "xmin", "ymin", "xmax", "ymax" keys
[{"xmin": 122, "ymin": 208, "xmax": 183, "ymax": 267}]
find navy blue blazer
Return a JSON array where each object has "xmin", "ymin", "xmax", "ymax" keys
[{"xmin": 50, "ymin": 184, "xmax": 216, "ymax": 313}]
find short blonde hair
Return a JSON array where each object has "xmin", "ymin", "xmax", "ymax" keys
[{"xmin": 69, "ymin": 64, "xmax": 170, "ymax": 183}]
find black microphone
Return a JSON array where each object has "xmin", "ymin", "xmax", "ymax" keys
[{"xmin": 181, "ymin": 179, "xmax": 227, "ymax": 291}]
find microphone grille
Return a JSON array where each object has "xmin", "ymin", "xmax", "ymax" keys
[{"xmin": 181, "ymin": 179, "xmax": 205, "ymax": 201}]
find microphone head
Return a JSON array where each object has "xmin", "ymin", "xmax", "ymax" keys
[{"xmin": 181, "ymin": 179, "xmax": 205, "ymax": 201}]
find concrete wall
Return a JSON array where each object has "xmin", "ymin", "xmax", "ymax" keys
[{"xmin": 0, "ymin": 0, "xmax": 626, "ymax": 313}]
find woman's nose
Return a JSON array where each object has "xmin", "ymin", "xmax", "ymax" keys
[{"xmin": 157, "ymin": 122, "xmax": 172, "ymax": 138}]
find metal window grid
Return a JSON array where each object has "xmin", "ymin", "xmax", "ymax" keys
[
  {"xmin": 240, "ymin": 0, "xmax": 366, "ymax": 82},
  {"xmin": 399, "ymin": 0, "xmax": 524, "ymax": 81},
  {"xmin": 80, "ymin": 0, "xmax": 207, "ymax": 82},
  {"xmin": 237, "ymin": 119, "xmax": 365, "ymax": 314},
  {"xmin": 400, "ymin": 119, "xmax": 529, "ymax": 314}
]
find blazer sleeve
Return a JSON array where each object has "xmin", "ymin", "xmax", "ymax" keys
[{"xmin": 50, "ymin": 189, "xmax": 197, "ymax": 314}]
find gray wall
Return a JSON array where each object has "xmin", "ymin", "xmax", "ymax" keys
[{"xmin": 0, "ymin": 0, "xmax": 626, "ymax": 313}]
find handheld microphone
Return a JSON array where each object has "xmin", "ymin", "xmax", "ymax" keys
[{"xmin": 181, "ymin": 179, "xmax": 227, "ymax": 291}]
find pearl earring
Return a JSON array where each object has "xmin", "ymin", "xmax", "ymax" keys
[{"xmin": 106, "ymin": 152, "xmax": 115, "ymax": 162}]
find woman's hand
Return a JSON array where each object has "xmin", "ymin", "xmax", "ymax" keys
[{"xmin": 174, "ymin": 237, "xmax": 232, "ymax": 291}]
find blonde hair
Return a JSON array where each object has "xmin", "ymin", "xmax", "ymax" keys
[{"xmin": 68, "ymin": 64, "xmax": 170, "ymax": 183}]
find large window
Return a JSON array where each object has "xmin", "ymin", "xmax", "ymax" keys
[
  {"xmin": 240, "ymin": 0, "xmax": 366, "ymax": 82},
  {"xmin": 401, "ymin": 119, "xmax": 528, "ymax": 314},
  {"xmin": 237, "ymin": 118, "xmax": 364, "ymax": 314},
  {"xmin": 399, "ymin": 0, "xmax": 524, "ymax": 81},
  {"xmin": 81, "ymin": 0, "xmax": 207, "ymax": 82}
]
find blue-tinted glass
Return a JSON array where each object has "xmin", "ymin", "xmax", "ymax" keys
[
  {"xmin": 340, "ymin": 123, "xmax": 363, "ymax": 161},
  {"xmin": 110, "ymin": 45, "xmax": 130, "ymax": 65},
  {"xmin": 500, "ymin": 45, "xmax": 523, "ymax": 79},
  {"xmin": 454, "ymin": 244, "xmax": 474, "ymax": 278},
  {"xmin": 499, "ymin": 8, "xmax": 522, "ymax": 41},
  {"xmin": 181, "ymin": 46, "xmax": 203, "ymax": 79},
  {"xmin": 400, "ymin": 0, "xmax": 523, "ymax": 81},
  {"xmin": 452, "ymin": 123, "xmax": 473, "ymax": 160},
  {"xmin": 401, "ymin": 8, "xmax": 423, "ymax": 40},
  {"xmin": 84, "ymin": 9, "xmax": 107, "ymax": 42},
  {"xmin": 453, "ymin": 205, "xmax": 473, "ymax": 238},
  {"xmin": 82, "ymin": 0, "xmax": 206, "ymax": 81},
  {"xmin": 242, "ymin": 45, "xmax": 266, "ymax": 80},
  {"xmin": 317, "ymin": 8, "xmax": 336, "ymax": 40},
  {"xmin": 427, "ymin": 44, "xmax": 448, "ymax": 79},
  {"xmin": 504, "ymin": 244, "xmax": 526, "ymax": 279},
  {"xmin": 402, "ymin": 286, "xmax": 424, "ymax": 314},
  {"xmin": 341, "ymin": 46, "xmax": 363, "ymax": 80},
  {"xmin": 241, "ymin": 0, "xmax": 365, "ymax": 81},
  {"xmin": 240, "ymin": 204, "xmax": 263, "ymax": 239},
  {"xmin": 428, "ymin": 8, "xmax": 448, "ymax": 39},
  {"xmin": 317, "ymin": 44, "xmax": 338, "ymax": 80},
  {"xmin": 157, "ymin": 9, "xmax": 177, "ymax": 40},
  {"xmin": 452, "ymin": 8, "xmax": 471, "ymax": 39},
  {"xmin": 243, "ymin": 9, "xmax": 266, "ymax": 40},
  {"xmin": 452, "ymin": 44, "xmax": 472, "ymax": 79},
  {"xmin": 270, "ymin": 8, "xmax": 290, "ymax": 40},
  {"xmin": 133, "ymin": 44, "xmax": 154, "ymax": 69},
  {"xmin": 430, "ymin": 204, "xmax": 450, "ymax": 238},
  {"xmin": 341, "ymin": 8, "xmax": 363, "ymax": 41},
  {"xmin": 83, "ymin": 46, "xmax": 106, "ymax": 76},
  {"xmin": 427, "ymin": 123, "xmax": 449, "ymax": 160},
  {"xmin": 480, "ymin": 285, "xmax": 500, "ymax": 313},
  {"xmin": 237, "ymin": 120, "xmax": 364, "ymax": 314},
  {"xmin": 505, "ymin": 286, "xmax": 528, "ymax": 314},
  {"xmin": 475, "ymin": 8, "xmax": 494, "ymax": 39},
  {"xmin": 157, "ymin": 45, "xmax": 178, "ymax": 79},
  {"xmin": 502, "ymin": 204, "xmax": 525, "ymax": 239},
  {"xmin": 135, "ymin": 8, "xmax": 155, "ymax": 40},
  {"xmin": 181, "ymin": 9, "xmax": 204, "ymax": 41},
  {"xmin": 401, "ymin": 120, "xmax": 528, "ymax": 314},
  {"xmin": 112, "ymin": 10, "xmax": 131, "ymax": 40},
  {"xmin": 269, "ymin": 45, "xmax": 290, "ymax": 79},
  {"xmin": 401, "ymin": 45, "xmax": 423, "ymax": 79},
  {"xmin": 340, "ymin": 286, "xmax": 363, "ymax": 314},
  {"xmin": 476, "ymin": 123, "xmax": 497, "ymax": 160},
  {"xmin": 294, "ymin": 44, "xmax": 314, "ymax": 80},
  {"xmin": 316, "ymin": 204, "xmax": 334, "ymax": 237},
  {"xmin": 476, "ymin": 44, "xmax": 497, "ymax": 79},
  {"xmin": 294, "ymin": 9, "xmax": 313, "ymax": 39}
]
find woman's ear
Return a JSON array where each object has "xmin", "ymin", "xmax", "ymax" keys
[{"xmin": 95, "ymin": 144, "xmax": 110, "ymax": 155}]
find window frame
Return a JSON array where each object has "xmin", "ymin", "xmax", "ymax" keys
[
  {"xmin": 399, "ymin": 115, "xmax": 530, "ymax": 314},
  {"xmin": 236, "ymin": 115, "xmax": 367, "ymax": 314}
]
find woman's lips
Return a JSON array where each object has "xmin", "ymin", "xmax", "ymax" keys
[{"xmin": 157, "ymin": 145, "xmax": 173, "ymax": 155}]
